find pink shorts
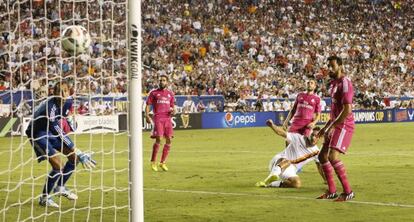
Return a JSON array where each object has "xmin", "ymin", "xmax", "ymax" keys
[
  {"xmin": 151, "ymin": 118, "xmax": 173, "ymax": 139},
  {"xmin": 288, "ymin": 121, "xmax": 312, "ymax": 137},
  {"xmin": 324, "ymin": 126, "xmax": 354, "ymax": 153}
]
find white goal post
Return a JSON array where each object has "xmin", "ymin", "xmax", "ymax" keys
[{"xmin": 127, "ymin": 0, "xmax": 144, "ymax": 221}]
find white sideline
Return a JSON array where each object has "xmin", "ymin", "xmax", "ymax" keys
[{"xmin": 144, "ymin": 188, "xmax": 414, "ymax": 209}]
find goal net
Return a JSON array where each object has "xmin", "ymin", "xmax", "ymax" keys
[{"xmin": 0, "ymin": 0, "xmax": 137, "ymax": 221}]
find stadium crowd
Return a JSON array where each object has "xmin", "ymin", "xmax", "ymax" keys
[
  {"xmin": 1, "ymin": 0, "xmax": 414, "ymax": 115},
  {"xmin": 0, "ymin": 0, "xmax": 128, "ymax": 115},
  {"xmin": 0, "ymin": 0, "xmax": 128, "ymax": 99},
  {"xmin": 142, "ymin": 0, "xmax": 414, "ymax": 110}
]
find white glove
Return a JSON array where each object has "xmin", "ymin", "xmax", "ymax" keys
[{"xmin": 76, "ymin": 149, "xmax": 96, "ymax": 169}]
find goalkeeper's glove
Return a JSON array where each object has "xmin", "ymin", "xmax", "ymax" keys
[{"xmin": 75, "ymin": 149, "xmax": 97, "ymax": 170}]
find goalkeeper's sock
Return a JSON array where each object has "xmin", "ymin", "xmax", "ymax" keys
[
  {"xmin": 42, "ymin": 169, "xmax": 61, "ymax": 196},
  {"xmin": 56, "ymin": 160, "xmax": 76, "ymax": 187},
  {"xmin": 151, "ymin": 143, "xmax": 160, "ymax": 162},
  {"xmin": 160, "ymin": 144, "xmax": 171, "ymax": 163}
]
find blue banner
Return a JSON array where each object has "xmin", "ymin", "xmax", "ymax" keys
[
  {"xmin": 0, "ymin": 90, "xmax": 33, "ymax": 105},
  {"xmin": 394, "ymin": 109, "xmax": 414, "ymax": 122},
  {"xmin": 202, "ymin": 112, "xmax": 275, "ymax": 129},
  {"xmin": 201, "ymin": 109, "xmax": 400, "ymax": 129}
]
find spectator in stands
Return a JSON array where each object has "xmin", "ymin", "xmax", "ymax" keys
[
  {"xmin": 196, "ymin": 100, "xmax": 206, "ymax": 113},
  {"xmin": 216, "ymin": 101, "xmax": 224, "ymax": 112},
  {"xmin": 182, "ymin": 96, "xmax": 197, "ymax": 113},
  {"xmin": 180, "ymin": 96, "xmax": 196, "ymax": 128},
  {"xmin": 224, "ymin": 98, "xmax": 237, "ymax": 112},
  {"xmin": 174, "ymin": 101, "xmax": 182, "ymax": 114},
  {"xmin": 104, "ymin": 106, "xmax": 113, "ymax": 115},
  {"xmin": 408, "ymin": 100, "xmax": 414, "ymax": 109},
  {"xmin": 206, "ymin": 101, "xmax": 218, "ymax": 112},
  {"xmin": 273, "ymin": 100, "xmax": 283, "ymax": 111},
  {"xmin": 236, "ymin": 96, "xmax": 248, "ymax": 113},
  {"xmin": 254, "ymin": 97, "xmax": 264, "ymax": 112},
  {"xmin": 282, "ymin": 97, "xmax": 292, "ymax": 111},
  {"xmin": 0, "ymin": 99, "xmax": 10, "ymax": 117},
  {"xmin": 0, "ymin": 81, "xmax": 6, "ymax": 91},
  {"xmin": 400, "ymin": 101, "xmax": 410, "ymax": 109},
  {"xmin": 77, "ymin": 102, "xmax": 89, "ymax": 115},
  {"xmin": 390, "ymin": 98, "xmax": 401, "ymax": 109},
  {"xmin": 263, "ymin": 98, "xmax": 274, "ymax": 112},
  {"xmin": 372, "ymin": 96, "xmax": 382, "ymax": 110},
  {"xmin": 89, "ymin": 101, "xmax": 98, "ymax": 116}
]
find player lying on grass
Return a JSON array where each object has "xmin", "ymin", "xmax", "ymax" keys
[
  {"xmin": 255, "ymin": 119, "xmax": 325, "ymax": 188},
  {"xmin": 26, "ymin": 81, "xmax": 96, "ymax": 208}
]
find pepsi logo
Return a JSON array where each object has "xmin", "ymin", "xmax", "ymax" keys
[
  {"xmin": 223, "ymin": 112, "xmax": 257, "ymax": 127},
  {"xmin": 224, "ymin": 112, "xmax": 234, "ymax": 126}
]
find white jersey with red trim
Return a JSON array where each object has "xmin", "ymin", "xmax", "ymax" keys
[{"xmin": 269, "ymin": 132, "xmax": 320, "ymax": 172}]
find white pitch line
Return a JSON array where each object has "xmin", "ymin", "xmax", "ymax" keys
[
  {"xmin": 1, "ymin": 149, "xmax": 413, "ymax": 156},
  {"xmin": 2, "ymin": 181, "xmax": 413, "ymax": 209},
  {"xmin": 144, "ymin": 188, "xmax": 414, "ymax": 209},
  {"xmin": 140, "ymin": 149, "xmax": 414, "ymax": 156}
]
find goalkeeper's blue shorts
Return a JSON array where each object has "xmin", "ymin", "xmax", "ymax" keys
[{"xmin": 28, "ymin": 131, "xmax": 74, "ymax": 163}]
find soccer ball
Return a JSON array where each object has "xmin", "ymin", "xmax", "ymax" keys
[{"xmin": 61, "ymin": 25, "xmax": 91, "ymax": 55}]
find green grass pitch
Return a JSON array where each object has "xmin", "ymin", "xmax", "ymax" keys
[{"xmin": 1, "ymin": 123, "xmax": 414, "ymax": 221}]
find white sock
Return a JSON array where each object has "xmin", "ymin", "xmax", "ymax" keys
[
  {"xmin": 271, "ymin": 166, "xmax": 282, "ymax": 177},
  {"xmin": 269, "ymin": 180, "xmax": 282, "ymax": 187},
  {"xmin": 55, "ymin": 186, "xmax": 65, "ymax": 192}
]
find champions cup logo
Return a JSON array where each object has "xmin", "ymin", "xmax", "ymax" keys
[{"xmin": 224, "ymin": 112, "xmax": 234, "ymax": 126}]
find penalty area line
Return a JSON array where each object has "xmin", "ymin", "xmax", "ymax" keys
[{"xmin": 144, "ymin": 188, "xmax": 414, "ymax": 209}]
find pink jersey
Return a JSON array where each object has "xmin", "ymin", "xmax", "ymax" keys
[
  {"xmin": 292, "ymin": 92, "xmax": 321, "ymax": 121},
  {"xmin": 329, "ymin": 76, "xmax": 354, "ymax": 129},
  {"xmin": 289, "ymin": 92, "xmax": 321, "ymax": 136},
  {"xmin": 146, "ymin": 88, "xmax": 175, "ymax": 119}
]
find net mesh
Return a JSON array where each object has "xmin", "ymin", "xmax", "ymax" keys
[{"xmin": 0, "ymin": 0, "xmax": 130, "ymax": 221}]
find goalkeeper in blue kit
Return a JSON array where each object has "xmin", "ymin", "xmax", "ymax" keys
[{"xmin": 26, "ymin": 81, "xmax": 96, "ymax": 208}]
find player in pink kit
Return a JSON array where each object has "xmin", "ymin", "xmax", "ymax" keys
[
  {"xmin": 145, "ymin": 74, "xmax": 175, "ymax": 172},
  {"xmin": 284, "ymin": 79, "xmax": 321, "ymax": 137},
  {"xmin": 317, "ymin": 56, "xmax": 355, "ymax": 201}
]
